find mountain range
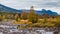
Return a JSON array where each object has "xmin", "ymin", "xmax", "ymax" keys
[{"xmin": 0, "ymin": 4, "xmax": 58, "ymax": 16}]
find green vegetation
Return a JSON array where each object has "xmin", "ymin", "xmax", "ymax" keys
[{"xmin": 0, "ymin": 6, "xmax": 60, "ymax": 29}]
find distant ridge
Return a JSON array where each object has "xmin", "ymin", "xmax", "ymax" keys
[
  {"xmin": 22, "ymin": 9, "xmax": 58, "ymax": 16},
  {"xmin": 0, "ymin": 4, "xmax": 58, "ymax": 16},
  {"xmin": 0, "ymin": 4, "xmax": 22, "ymax": 13}
]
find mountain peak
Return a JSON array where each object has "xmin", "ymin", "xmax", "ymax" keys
[
  {"xmin": 0, "ymin": 4, "xmax": 58, "ymax": 16},
  {"xmin": 0, "ymin": 4, "xmax": 22, "ymax": 13}
]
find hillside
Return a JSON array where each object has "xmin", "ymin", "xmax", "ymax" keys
[{"xmin": 0, "ymin": 4, "xmax": 58, "ymax": 16}]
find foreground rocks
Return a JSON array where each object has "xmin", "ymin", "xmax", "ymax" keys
[{"xmin": 0, "ymin": 28, "xmax": 59, "ymax": 34}]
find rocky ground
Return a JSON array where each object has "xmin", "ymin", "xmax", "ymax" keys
[{"xmin": 0, "ymin": 28, "xmax": 59, "ymax": 34}]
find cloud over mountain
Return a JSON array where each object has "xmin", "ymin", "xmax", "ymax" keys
[{"xmin": 0, "ymin": 0, "xmax": 60, "ymax": 14}]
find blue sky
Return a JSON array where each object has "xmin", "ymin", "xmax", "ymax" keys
[{"xmin": 0, "ymin": 0, "xmax": 60, "ymax": 14}]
